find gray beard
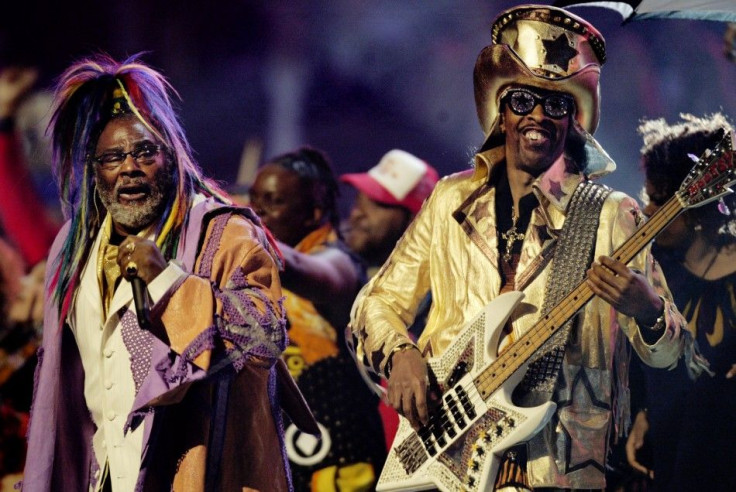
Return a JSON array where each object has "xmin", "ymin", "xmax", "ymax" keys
[{"xmin": 96, "ymin": 167, "xmax": 175, "ymax": 232}]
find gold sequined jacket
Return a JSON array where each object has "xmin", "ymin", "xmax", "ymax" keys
[{"xmin": 350, "ymin": 146, "xmax": 693, "ymax": 489}]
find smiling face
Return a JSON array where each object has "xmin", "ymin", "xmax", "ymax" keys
[
  {"xmin": 93, "ymin": 116, "xmax": 174, "ymax": 237},
  {"xmin": 500, "ymin": 86, "xmax": 572, "ymax": 177}
]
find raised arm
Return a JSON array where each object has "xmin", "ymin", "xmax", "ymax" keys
[
  {"xmin": 120, "ymin": 212, "xmax": 286, "ymax": 398},
  {"xmin": 277, "ymin": 240, "xmax": 362, "ymax": 328}
]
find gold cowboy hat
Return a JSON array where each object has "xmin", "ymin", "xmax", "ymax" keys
[{"xmin": 474, "ymin": 5, "xmax": 606, "ymax": 155}]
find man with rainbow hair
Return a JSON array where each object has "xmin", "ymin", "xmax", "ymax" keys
[{"xmin": 22, "ymin": 54, "xmax": 306, "ymax": 491}]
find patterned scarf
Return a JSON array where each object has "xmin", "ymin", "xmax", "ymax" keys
[
  {"xmin": 96, "ymin": 216, "xmax": 119, "ymax": 319},
  {"xmin": 282, "ymin": 224, "xmax": 340, "ymax": 375}
]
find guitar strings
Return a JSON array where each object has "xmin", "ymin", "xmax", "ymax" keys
[
  {"xmin": 403, "ymin": 196, "xmax": 685, "ymax": 458},
  {"xmin": 472, "ymin": 195, "xmax": 682, "ymax": 398},
  {"xmin": 398, "ymin": 153, "xmax": 735, "ymax": 466},
  {"xmin": 397, "ymin": 152, "xmax": 733, "ymax": 483}
]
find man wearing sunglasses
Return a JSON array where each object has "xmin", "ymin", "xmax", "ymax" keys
[{"xmin": 350, "ymin": 5, "xmax": 704, "ymax": 491}]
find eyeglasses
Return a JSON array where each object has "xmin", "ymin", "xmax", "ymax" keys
[
  {"xmin": 501, "ymin": 88, "xmax": 574, "ymax": 119},
  {"xmin": 92, "ymin": 143, "xmax": 163, "ymax": 171}
]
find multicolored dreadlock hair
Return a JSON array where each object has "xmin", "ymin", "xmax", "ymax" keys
[{"xmin": 48, "ymin": 52, "xmax": 229, "ymax": 322}]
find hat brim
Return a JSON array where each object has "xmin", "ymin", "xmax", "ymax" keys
[
  {"xmin": 340, "ymin": 173, "xmax": 408, "ymax": 209},
  {"xmin": 474, "ymin": 44, "xmax": 601, "ymax": 152}
]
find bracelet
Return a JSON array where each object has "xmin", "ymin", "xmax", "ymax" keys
[
  {"xmin": 635, "ymin": 295, "xmax": 666, "ymax": 332},
  {"xmin": 640, "ymin": 309, "xmax": 666, "ymax": 331},
  {"xmin": 385, "ymin": 343, "xmax": 418, "ymax": 378}
]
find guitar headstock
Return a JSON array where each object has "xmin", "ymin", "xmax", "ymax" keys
[{"xmin": 678, "ymin": 129, "xmax": 736, "ymax": 209}]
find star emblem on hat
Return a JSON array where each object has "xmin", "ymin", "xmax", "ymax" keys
[{"xmin": 543, "ymin": 34, "xmax": 578, "ymax": 72}]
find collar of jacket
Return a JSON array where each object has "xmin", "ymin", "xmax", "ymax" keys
[
  {"xmin": 470, "ymin": 121, "xmax": 616, "ymax": 185},
  {"xmin": 472, "ymin": 138, "xmax": 613, "ymax": 231}
]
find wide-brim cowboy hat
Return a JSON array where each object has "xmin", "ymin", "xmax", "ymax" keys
[{"xmin": 474, "ymin": 5, "xmax": 614, "ymax": 175}]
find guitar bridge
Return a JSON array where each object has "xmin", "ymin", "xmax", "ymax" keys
[{"xmin": 396, "ymin": 432, "xmax": 429, "ymax": 475}]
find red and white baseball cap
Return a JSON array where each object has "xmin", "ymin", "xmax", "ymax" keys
[{"xmin": 340, "ymin": 149, "xmax": 439, "ymax": 214}]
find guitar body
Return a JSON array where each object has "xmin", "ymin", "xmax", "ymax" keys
[
  {"xmin": 378, "ymin": 291, "xmax": 556, "ymax": 492},
  {"xmin": 376, "ymin": 131, "xmax": 735, "ymax": 491}
]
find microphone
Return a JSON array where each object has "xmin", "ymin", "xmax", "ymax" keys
[
  {"xmin": 131, "ymin": 276, "xmax": 152, "ymax": 329},
  {"xmin": 123, "ymin": 245, "xmax": 152, "ymax": 329}
]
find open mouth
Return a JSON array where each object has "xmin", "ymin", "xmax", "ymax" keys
[
  {"xmin": 117, "ymin": 184, "xmax": 150, "ymax": 203},
  {"xmin": 522, "ymin": 127, "xmax": 551, "ymax": 145}
]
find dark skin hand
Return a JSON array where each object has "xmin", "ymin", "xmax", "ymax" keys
[
  {"xmin": 388, "ymin": 255, "xmax": 664, "ymax": 430},
  {"xmin": 586, "ymin": 255, "xmax": 663, "ymax": 326},
  {"xmin": 116, "ymin": 236, "xmax": 167, "ymax": 285},
  {"xmin": 387, "ymin": 347, "xmax": 440, "ymax": 430},
  {"xmin": 626, "ymin": 410, "xmax": 654, "ymax": 479}
]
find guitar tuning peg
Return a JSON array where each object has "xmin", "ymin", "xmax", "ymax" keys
[{"xmin": 687, "ymin": 153, "xmax": 700, "ymax": 163}]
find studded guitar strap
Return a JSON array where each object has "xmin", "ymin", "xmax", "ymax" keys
[{"xmin": 517, "ymin": 180, "xmax": 612, "ymax": 401}]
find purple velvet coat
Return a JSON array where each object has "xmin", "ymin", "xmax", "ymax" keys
[{"xmin": 23, "ymin": 198, "xmax": 295, "ymax": 491}]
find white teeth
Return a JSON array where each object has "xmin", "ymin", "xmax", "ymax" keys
[{"xmin": 525, "ymin": 129, "xmax": 544, "ymax": 141}]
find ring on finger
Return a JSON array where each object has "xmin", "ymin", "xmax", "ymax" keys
[{"xmin": 126, "ymin": 261, "xmax": 138, "ymax": 276}]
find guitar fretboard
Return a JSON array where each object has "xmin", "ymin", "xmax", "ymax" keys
[{"xmin": 473, "ymin": 194, "xmax": 685, "ymax": 398}]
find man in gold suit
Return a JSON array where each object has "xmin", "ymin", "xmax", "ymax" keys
[{"xmin": 350, "ymin": 5, "xmax": 707, "ymax": 491}]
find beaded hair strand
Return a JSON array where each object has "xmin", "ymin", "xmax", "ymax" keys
[{"xmin": 48, "ymin": 53, "xmax": 229, "ymax": 321}]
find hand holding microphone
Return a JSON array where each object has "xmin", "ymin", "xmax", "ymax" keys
[{"xmin": 117, "ymin": 237, "xmax": 167, "ymax": 329}]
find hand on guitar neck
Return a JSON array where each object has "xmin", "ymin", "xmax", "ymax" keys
[{"xmin": 586, "ymin": 255, "xmax": 665, "ymax": 330}]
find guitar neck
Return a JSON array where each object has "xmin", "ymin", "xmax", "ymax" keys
[{"xmin": 473, "ymin": 194, "xmax": 685, "ymax": 399}]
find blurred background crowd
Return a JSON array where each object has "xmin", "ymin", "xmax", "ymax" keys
[
  {"xmin": 1, "ymin": 0, "xmax": 735, "ymax": 490},
  {"xmin": 3, "ymin": 1, "xmax": 736, "ymax": 209}
]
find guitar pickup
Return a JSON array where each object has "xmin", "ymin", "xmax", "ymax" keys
[
  {"xmin": 445, "ymin": 393, "xmax": 467, "ymax": 430},
  {"xmin": 447, "ymin": 361, "xmax": 468, "ymax": 387},
  {"xmin": 455, "ymin": 385, "xmax": 476, "ymax": 419},
  {"xmin": 418, "ymin": 426, "xmax": 438, "ymax": 457},
  {"xmin": 428, "ymin": 411, "xmax": 448, "ymax": 447}
]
